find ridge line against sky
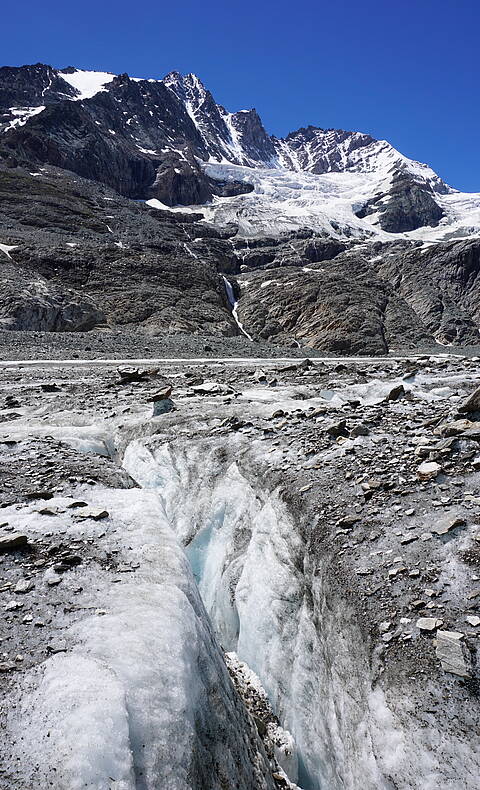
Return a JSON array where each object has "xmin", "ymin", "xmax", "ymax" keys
[{"xmin": 3, "ymin": 0, "xmax": 479, "ymax": 191}]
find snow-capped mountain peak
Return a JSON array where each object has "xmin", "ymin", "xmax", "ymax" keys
[{"xmin": 0, "ymin": 62, "xmax": 479, "ymax": 241}]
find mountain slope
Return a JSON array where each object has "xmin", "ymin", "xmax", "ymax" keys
[
  {"xmin": 0, "ymin": 63, "xmax": 479, "ymax": 353},
  {"xmin": 2, "ymin": 64, "xmax": 479, "ymax": 240}
]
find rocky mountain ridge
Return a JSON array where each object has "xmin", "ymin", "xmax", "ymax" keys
[
  {"xmin": 2, "ymin": 63, "xmax": 475, "ymax": 235},
  {"xmin": 0, "ymin": 63, "xmax": 479, "ymax": 353}
]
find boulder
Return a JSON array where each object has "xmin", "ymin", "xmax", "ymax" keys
[
  {"xmin": 416, "ymin": 617, "xmax": 443, "ymax": 631},
  {"xmin": 458, "ymin": 385, "xmax": 480, "ymax": 414},
  {"xmin": 192, "ymin": 382, "xmax": 235, "ymax": 396},
  {"xmin": 152, "ymin": 398, "xmax": 175, "ymax": 416},
  {"xmin": 435, "ymin": 630, "xmax": 471, "ymax": 677},
  {"xmin": 417, "ymin": 461, "xmax": 442, "ymax": 480},
  {"xmin": 0, "ymin": 532, "xmax": 29, "ymax": 551}
]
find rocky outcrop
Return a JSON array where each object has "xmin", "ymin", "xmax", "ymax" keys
[
  {"xmin": 355, "ymin": 171, "xmax": 445, "ymax": 232},
  {"xmin": 235, "ymin": 257, "xmax": 393, "ymax": 354},
  {"xmin": 0, "ymin": 166, "xmax": 239, "ymax": 335},
  {"xmin": 0, "ymin": 63, "xmax": 77, "ymax": 110},
  {"xmin": 370, "ymin": 239, "xmax": 480, "ymax": 345},
  {"xmin": 0, "ymin": 259, "xmax": 104, "ymax": 331}
]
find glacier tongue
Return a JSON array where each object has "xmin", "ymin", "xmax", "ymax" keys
[{"xmin": 5, "ymin": 364, "xmax": 480, "ymax": 790}]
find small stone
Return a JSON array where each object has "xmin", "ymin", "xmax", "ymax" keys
[
  {"xmin": 379, "ymin": 621, "xmax": 392, "ymax": 633},
  {"xmin": 326, "ymin": 419, "xmax": 349, "ymax": 439},
  {"xmin": 431, "ymin": 517, "xmax": 466, "ymax": 536},
  {"xmin": 350, "ymin": 424, "xmax": 370, "ymax": 437},
  {"xmin": 466, "ymin": 615, "xmax": 480, "ymax": 627},
  {"xmin": 416, "ymin": 617, "xmax": 443, "ymax": 631},
  {"xmin": 385, "ymin": 384, "xmax": 405, "ymax": 402},
  {"xmin": 417, "ymin": 462, "xmax": 441, "ymax": 481},
  {"xmin": 149, "ymin": 385, "xmax": 173, "ymax": 402},
  {"xmin": 435, "ymin": 630, "xmax": 470, "ymax": 677},
  {"xmin": 75, "ymin": 508, "xmax": 109, "ymax": 521},
  {"xmin": 5, "ymin": 600, "xmax": 23, "ymax": 611},
  {"xmin": 192, "ymin": 382, "xmax": 234, "ymax": 396},
  {"xmin": 337, "ymin": 515, "xmax": 361, "ymax": 529},
  {"xmin": 458, "ymin": 385, "xmax": 480, "ymax": 414},
  {"xmin": 152, "ymin": 398, "xmax": 175, "ymax": 417},
  {"xmin": 400, "ymin": 535, "xmax": 418, "ymax": 545},
  {"xmin": 412, "ymin": 600, "xmax": 426, "ymax": 609},
  {"xmin": 14, "ymin": 579, "xmax": 34, "ymax": 594}
]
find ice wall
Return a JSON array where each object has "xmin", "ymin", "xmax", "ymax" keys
[
  {"xmin": 8, "ymin": 487, "xmax": 277, "ymax": 790},
  {"xmin": 123, "ymin": 434, "xmax": 480, "ymax": 790}
]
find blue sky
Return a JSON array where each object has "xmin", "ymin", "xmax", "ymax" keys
[{"xmin": 3, "ymin": 0, "xmax": 479, "ymax": 190}]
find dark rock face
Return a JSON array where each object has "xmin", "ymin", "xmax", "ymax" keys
[
  {"xmin": 0, "ymin": 166, "xmax": 238, "ymax": 335},
  {"xmin": 370, "ymin": 239, "xmax": 480, "ymax": 345},
  {"xmin": 228, "ymin": 109, "xmax": 277, "ymax": 164},
  {"xmin": 235, "ymin": 256, "xmax": 392, "ymax": 355},
  {"xmin": 0, "ymin": 63, "xmax": 77, "ymax": 109},
  {"xmin": 164, "ymin": 72, "xmax": 276, "ymax": 166},
  {"xmin": 276, "ymin": 126, "xmax": 377, "ymax": 174},
  {"xmin": 0, "ymin": 259, "xmax": 105, "ymax": 331},
  {"xmin": 0, "ymin": 70, "xmax": 259, "ymax": 207},
  {"xmin": 233, "ymin": 239, "xmax": 480, "ymax": 353},
  {"xmin": 355, "ymin": 171, "xmax": 445, "ymax": 232}
]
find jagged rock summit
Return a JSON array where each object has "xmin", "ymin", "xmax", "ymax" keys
[{"xmin": 1, "ymin": 63, "xmax": 479, "ymax": 238}]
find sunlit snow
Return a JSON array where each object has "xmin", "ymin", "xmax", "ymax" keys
[{"xmin": 60, "ymin": 69, "xmax": 116, "ymax": 100}]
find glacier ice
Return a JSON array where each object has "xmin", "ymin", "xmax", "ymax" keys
[
  {"xmin": 122, "ymin": 430, "xmax": 480, "ymax": 790},
  {"xmin": 7, "ymin": 487, "xmax": 277, "ymax": 790},
  {"xmin": 6, "ymin": 374, "xmax": 480, "ymax": 790}
]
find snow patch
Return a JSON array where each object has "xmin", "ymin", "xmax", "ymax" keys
[
  {"xmin": 0, "ymin": 242, "xmax": 18, "ymax": 258},
  {"xmin": 60, "ymin": 69, "xmax": 116, "ymax": 100}
]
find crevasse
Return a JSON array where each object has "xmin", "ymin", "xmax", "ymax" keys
[{"xmin": 122, "ymin": 435, "xmax": 399, "ymax": 790}]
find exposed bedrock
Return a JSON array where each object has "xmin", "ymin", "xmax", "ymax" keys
[
  {"xmin": 0, "ymin": 259, "xmax": 105, "ymax": 331},
  {"xmin": 370, "ymin": 238, "xmax": 480, "ymax": 346},
  {"xmin": 355, "ymin": 172, "xmax": 445, "ymax": 233},
  {"xmin": 234, "ymin": 240, "xmax": 480, "ymax": 353},
  {"xmin": 0, "ymin": 167, "xmax": 240, "ymax": 335}
]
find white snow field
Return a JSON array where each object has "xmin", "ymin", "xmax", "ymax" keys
[{"xmin": 194, "ymin": 161, "xmax": 480, "ymax": 242}]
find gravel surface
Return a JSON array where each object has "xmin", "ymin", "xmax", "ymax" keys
[{"xmin": 1, "ymin": 329, "xmax": 480, "ymax": 362}]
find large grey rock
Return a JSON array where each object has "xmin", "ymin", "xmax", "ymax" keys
[
  {"xmin": 436, "ymin": 630, "xmax": 471, "ymax": 677},
  {"xmin": 459, "ymin": 385, "xmax": 480, "ymax": 414},
  {"xmin": 0, "ymin": 532, "xmax": 28, "ymax": 550}
]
